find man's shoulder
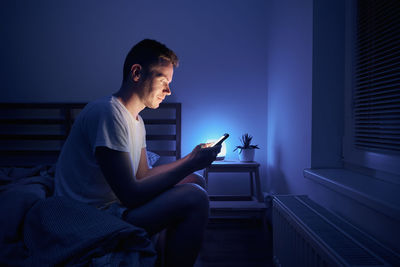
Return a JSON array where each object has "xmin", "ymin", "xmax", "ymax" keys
[
  {"xmin": 71, "ymin": 96, "xmax": 112, "ymax": 126},
  {"xmin": 81, "ymin": 96, "xmax": 114, "ymax": 115},
  {"xmin": 87, "ymin": 96, "xmax": 113, "ymax": 109}
]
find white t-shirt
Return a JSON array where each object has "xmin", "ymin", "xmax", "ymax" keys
[{"xmin": 54, "ymin": 96, "xmax": 146, "ymax": 207}]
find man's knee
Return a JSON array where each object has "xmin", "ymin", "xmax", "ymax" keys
[
  {"xmin": 182, "ymin": 172, "xmax": 206, "ymax": 189},
  {"xmin": 177, "ymin": 183, "xmax": 209, "ymax": 212},
  {"xmin": 191, "ymin": 172, "xmax": 206, "ymax": 189}
]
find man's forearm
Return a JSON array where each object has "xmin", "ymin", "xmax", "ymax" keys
[
  {"xmin": 143, "ymin": 154, "xmax": 191, "ymax": 178},
  {"xmin": 132, "ymin": 156, "xmax": 196, "ymax": 206}
]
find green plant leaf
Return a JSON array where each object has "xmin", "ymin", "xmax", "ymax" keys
[{"xmin": 233, "ymin": 133, "xmax": 259, "ymax": 151}]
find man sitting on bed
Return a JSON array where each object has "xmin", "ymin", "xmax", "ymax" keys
[{"xmin": 54, "ymin": 39, "xmax": 220, "ymax": 267}]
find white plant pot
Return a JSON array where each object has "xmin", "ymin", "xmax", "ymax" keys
[{"xmin": 238, "ymin": 148, "xmax": 255, "ymax": 162}]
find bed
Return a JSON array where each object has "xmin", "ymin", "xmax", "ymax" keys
[{"xmin": 0, "ymin": 102, "xmax": 181, "ymax": 266}]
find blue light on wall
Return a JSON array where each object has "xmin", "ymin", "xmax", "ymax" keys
[
  {"xmin": 182, "ymin": 102, "xmax": 265, "ymax": 163},
  {"xmin": 183, "ymin": 106, "xmax": 237, "ymax": 160}
]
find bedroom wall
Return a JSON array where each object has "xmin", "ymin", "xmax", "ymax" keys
[
  {"xmin": 0, "ymin": 0, "xmax": 269, "ymax": 195},
  {"xmin": 266, "ymin": 0, "xmax": 313, "ymax": 195}
]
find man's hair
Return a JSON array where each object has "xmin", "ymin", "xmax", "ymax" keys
[{"xmin": 122, "ymin": 39, "xmax": 179, "ymax": 82}]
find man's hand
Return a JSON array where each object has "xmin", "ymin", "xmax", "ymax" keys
[{"xmin": 187, "ymin": 144, "xmax": 221, "ymax": 171}]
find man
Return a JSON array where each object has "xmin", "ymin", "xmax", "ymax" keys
[{"xmin": 54, "ymin": 39, "xmax": 221, "ymax": 267}]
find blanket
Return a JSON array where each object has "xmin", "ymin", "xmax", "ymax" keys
[{"xmin": 0, "ymin": 165, "xmax": 156, "ymax": 266}]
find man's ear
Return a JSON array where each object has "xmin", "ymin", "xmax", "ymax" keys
[{"xmin": 130, "ymin": 64, "xmax": 142, "ymax": 82}]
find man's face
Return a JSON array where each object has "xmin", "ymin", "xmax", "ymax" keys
[{"xmin": 140, "ymin": 62, "xmax": 174, "ymax": 109}]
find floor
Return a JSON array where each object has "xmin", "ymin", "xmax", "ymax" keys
[{"xmin": 194, "ymin": 202, "xmax": 273, "ymax": 267}]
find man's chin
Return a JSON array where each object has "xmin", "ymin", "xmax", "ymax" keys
[{"xmin": 146, "ymin": 103, "xmax": 160, "ymax": 109}]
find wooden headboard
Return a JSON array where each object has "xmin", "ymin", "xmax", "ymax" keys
[{"xmin": 0, "ymin": 102, "xmax": 181, "ymax": 167}]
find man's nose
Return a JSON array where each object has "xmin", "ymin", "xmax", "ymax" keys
[{"xmin": 164, "ymin": 85, "xmax": 172, "ymax": 95}]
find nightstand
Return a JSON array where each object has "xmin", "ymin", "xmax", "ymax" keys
[{"xmin": 203, "ymin": 160, "xmax": 263, "ymax": 202}]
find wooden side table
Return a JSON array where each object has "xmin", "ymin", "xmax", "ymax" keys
[{"xmin": 203, "ymin": 160, "xmax": 263, "ymax": 202}]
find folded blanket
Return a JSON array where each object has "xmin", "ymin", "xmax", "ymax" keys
[{"xmin": 0, "ymin": 166, "xmax": 156, "ymax": 267}]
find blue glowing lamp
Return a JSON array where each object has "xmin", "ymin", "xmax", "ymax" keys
[{"xmin": 206, "ymin": 138, "xmax": 227, "ymax": 160}]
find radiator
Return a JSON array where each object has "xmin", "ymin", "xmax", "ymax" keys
[{"xmin": 272, "ymin": 195, "xmax": 399, "ymax": 267}]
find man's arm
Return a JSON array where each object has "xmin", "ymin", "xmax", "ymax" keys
[
  {"xmin": 135, "ymin": 147, "xmax": 194, "ymax": 180},
  {"xmin": 95, "ymin": 145, "xmax": 220, "ymax": 208}
]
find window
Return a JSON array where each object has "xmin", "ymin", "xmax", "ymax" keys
[
  {"xmin": 305, "ymin": 0, "xmax": 399, "ymax": 223},
  {"xmin": 353, "ymin": 0, "xmax": 400, "ymax": 154},
  {"xmin": 343, "ymin": 0, "xmax": 400, "ymax": 179}
]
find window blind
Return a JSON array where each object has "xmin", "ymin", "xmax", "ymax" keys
[{"xmin": 354, "ymin": 0, "xmax": 400, "ymax": 153}]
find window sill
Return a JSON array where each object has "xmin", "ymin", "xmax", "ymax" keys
[{"xmin": 303, "ymin": 168, "xmax": 400, "ymax": 221}]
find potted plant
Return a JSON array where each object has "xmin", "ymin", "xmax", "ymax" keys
[{"xmin": 233, "ymin": 133, "xmax": 259, "ymax": 162}]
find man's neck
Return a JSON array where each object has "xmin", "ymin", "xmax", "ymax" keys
[{"xmin": 114, "ymin": 84, "xmax": 145, "ymax": 120}]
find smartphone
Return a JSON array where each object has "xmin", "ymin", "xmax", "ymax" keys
[{"xmin": 211, "ymin": 133, "xmax": 229, "ymax": 147}]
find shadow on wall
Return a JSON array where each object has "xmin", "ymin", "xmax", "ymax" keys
[{"xmin": 267, "ymin": 145, "xmax": 288, "ymax": 195}]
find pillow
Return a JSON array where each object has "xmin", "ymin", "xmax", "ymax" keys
[{"xmin": 146, "ymin": 151, "xmax": 160, "ymax": 168}]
